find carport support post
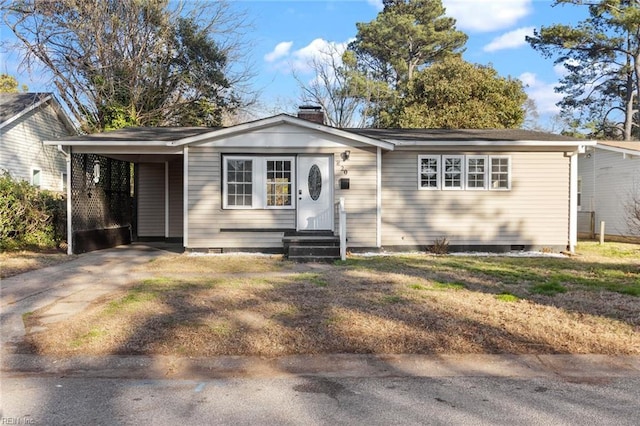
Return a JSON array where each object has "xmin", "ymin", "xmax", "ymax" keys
[{"xmin": 58, "ymin": 144, "xmax": 73, "ymax": 255}]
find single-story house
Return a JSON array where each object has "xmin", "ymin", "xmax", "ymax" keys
[
  {"xmin": 0, "ymin": 93, "xmax": 76, "ymax": 191},
  {"xmin": 46, "ymin": 107, "xmax": 594, "ymax": 257},
  {"xmin": 578, "ymin": 141, "xmax": 640, "ymax": 239}
]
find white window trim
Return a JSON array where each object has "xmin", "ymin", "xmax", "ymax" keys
[
  {"xmin": 61, "ymin": 172, "xmax": 67, "ymax": 192},
  {"xmin": 442, "ymin": 155, "xmax": 464, "ymax": 191},
  {"xmin": 222, "ymin": 155, "xmax": 295, "ymax": 210},
  {"xmin": 466, "ymin": 155, "xmax": 488, "ymax": 190},
  {"xmin": 418, "ymin": 155, "xmax": 441, "ymax": 190},
  {"xmin": 489, "ymin": 155, "xmax": 511, "ymax": 191},
  {"xmin": 31, "ymin": 167, "xmax": 42, "ymax": 188},
  {"xmin": 223, "ymin": 156, "xmax": 255, "ymax": 209}
]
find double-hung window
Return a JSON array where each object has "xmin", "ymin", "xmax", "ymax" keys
[
  {"xmin": 266, "ymin": 159, "xmax": 292, "ymax": 207},
  {"xmin": 489, "ymin": 156, "xmax": 510, "ymax": 190},
  {"xmin": 418, "ymin": 154, "xmax": 511, "ymax": 191},
  {"xmin": 466, "ymin": 156, "xmax": 487, "ymax": 190},
  {"xmin": 418, "ymin": 155, "xmax": 440, "ymax": 190},
  {"xmin": 223, "ymin": 156, "xmax": 295, "ymax": 209},
  {"xmin": 442, "ymin": 155, "xmax": 464, "ymax": 190},
  {"xmin": 225, "ymin": 158, "xmax": 253, "ymax": 208}
]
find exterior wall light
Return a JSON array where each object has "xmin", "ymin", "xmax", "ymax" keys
[
  {"xmin": 93, "ymin": 159, "xmax": 101, "ymax": 183},
  {"xmin": 341, "ymin": 150, "xmax": 351, "ymax": 161}
]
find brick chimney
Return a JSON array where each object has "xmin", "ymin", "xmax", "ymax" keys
[{"xmin": 297, "ymin": 105, "xmax": 325, "ymax": 125}]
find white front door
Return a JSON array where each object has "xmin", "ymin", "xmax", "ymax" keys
[{"xmin": 297, "ymin": 155, "xmax": 333, "ymax": 231}]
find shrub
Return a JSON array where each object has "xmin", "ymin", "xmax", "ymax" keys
[
  {"xmin": 0, "ymin": 171, "xmax": 66, "ymax": 250},
  {"xmin": 429, "ymin": 237, "xmax": 449, "ymax": 255}
]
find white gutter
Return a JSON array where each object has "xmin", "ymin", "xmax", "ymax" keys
[
  {"xmin": 57, "ymin": 145, "xmax": 73, "ymax": 255},
  {"xmin": 391, "ymin": 140, "xmax": 597, "ymax": 148}
]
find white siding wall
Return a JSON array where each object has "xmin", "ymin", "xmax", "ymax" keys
[
  {"xmin": 579, "ymin": 148, "xmax": 640, "ymax": 236},
  {"xmin": 137, "ymin": 163, "xmax": 165, "ymax": 237},
  {"xmin": 0, "ymin": 102, "xmax": 70, "ymax": 191},
  {"xmin": 168, "ymin": 159, "xmax": 183, "ymax": 238},
  {"xmin": 187, "ymin": 145, "xmax": 378, "ymax": 250},
  {"xmin": 381, "ymin": 150, "xmax": 570, "ymax": 249}
]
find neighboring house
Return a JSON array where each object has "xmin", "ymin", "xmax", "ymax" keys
[
  {"xmin": 46, "ymin": 107, "xmax": 593, "ymax": 256},
  {"xmin": 578, "ymin": 141, "xmax": 640, "ymax": 239},
  {"xmin": 0, "ymin": 92, "xmax": 76, "ymax": 191}
]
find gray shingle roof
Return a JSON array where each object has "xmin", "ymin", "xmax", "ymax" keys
[
  {"xmin": 58, "ymin": 126, "xmax": 219, "ymax": 142},
  {"xmin": 346, "ymin": 128, "xmax": 584, "ymax": 142},
  {"xmin": 0, "ymin": 92, "xmax": 50, "ymax": 124}
]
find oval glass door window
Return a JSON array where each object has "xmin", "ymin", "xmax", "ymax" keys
[{"xmin": 308, "ymin": 164, "xmax": 322, "ymax": 201}]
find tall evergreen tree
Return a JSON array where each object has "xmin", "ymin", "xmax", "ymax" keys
[
  {"xmin": 527, "ymin": 0, "xmax": 640, "ymax": 140},
  {"xmin": 345, "ymin": 0, "xmax": 467, "ymax": 126}
]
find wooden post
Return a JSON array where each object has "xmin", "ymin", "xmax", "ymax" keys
[
  {"xmin": 599, "ymin": 221, "xmax": 605, "ymax": 245},
  {"xmin": 339, "ymin": 197, "xmax": 346, "ymax": 261}
]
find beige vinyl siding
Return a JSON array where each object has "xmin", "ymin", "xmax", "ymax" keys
[
  {"xmin": 0, "ymin": 101, "xmax": 70, "ymax": 191},
  {"xmin": 137, "ymin": 163, "xmax": 165, "ymax": 237},
  {"xmin": 168, "ymin": 159, "xmax": 183, "ymax": 237},
  {"xmin": 334, "ymin": 147, "xmax": 377, "ymax": 247},
  {"xmin": 579, "ymin": 148, "xmax": 640, "ymax": 236},
  {"xmin": 187, "ymin": 145, "xmax": 378, "ymax": 250},
  {"xmin": 381, "ymin": 151, "xmax": 570, "ymax": 248}
]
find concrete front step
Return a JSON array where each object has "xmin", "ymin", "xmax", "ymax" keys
[
  {"xmin": 288, "ymin": 245, "xmax": 341, "ymax": 258},
  {"xmin": 283, "ymin": 234, "xmax": 341, "ymax": 261}
]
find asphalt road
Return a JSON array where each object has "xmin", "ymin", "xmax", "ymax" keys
[{"xmin": 2, "ymin": 374, "xmax": 639, "ymax": 425}]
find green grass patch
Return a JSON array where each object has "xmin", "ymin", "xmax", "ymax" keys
[
  {"xmin": 577, "ymin": 241, "xmax": 640, "ymax": 259},
  {"xmin": 409, "ymin": 283, "xmax": 428, "ymax": 290},
  {"xmin": 495, "ymin": 292, "xmax": 520, "ymax": 302},
  {"xmin": 71, "ymin": 328, "xmax": 106, "ymax": 348},
  {"xmin": 531, "ymin": 280, "xmax": 567, "ymax": 296},
  {"xmin": 293, "ymin": 272, "xmax": 328, "ymax": 287}
]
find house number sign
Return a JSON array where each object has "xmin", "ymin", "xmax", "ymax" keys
[{"xmin": 308, "ymin": 164, "xmax": 322, "ymax": 201}]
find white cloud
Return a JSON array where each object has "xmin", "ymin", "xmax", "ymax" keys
[
  {"xmin": 519, "ymin": 72, "xmax": 562, "ymax": 114},
  {"xmin": 483, "ymin": 27, "xmax": 535, "ymax": 52},
  {"xmin": 367, "ymin": 0, "xmax": 383, "ymax": 11},
  {"xmin": 265, "ymin": 38, "xmax": 351, "ymax": 75},
  {"xmin": 443, "ymin": 0, "xmax": 532, "ymax": 32},
  {"xmin": 264, "ymin": 41, "xmax": 293, "ymax": 63}
]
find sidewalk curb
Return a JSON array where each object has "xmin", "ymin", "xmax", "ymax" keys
[{"xmin": 3, "ymin": 353, "xmax": 640, "ymax": 380}]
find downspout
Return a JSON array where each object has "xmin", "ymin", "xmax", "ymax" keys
[
  {"xmin": 57, "ymin": 145, "xmax": 73, "ymax": 255},
  {"xmin": 376, "ymin": 147, "xmax": 382, "ymax": 248}
]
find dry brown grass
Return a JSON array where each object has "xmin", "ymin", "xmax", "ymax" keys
[
  {"xmin": 0, "ymin": 250, "xmax": 75, "ymax": 278},
  {"xmin": 21, "ymin": 242, "xmax": 640, "ymax": 357}
]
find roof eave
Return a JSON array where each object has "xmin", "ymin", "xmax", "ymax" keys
[
  {"xmin": 595, "ymin": 142, "xmax": 640, "ymax": 156},
  {"xmin": 0, "ymin": 94, "xmax": 52, "ymax": 130}
]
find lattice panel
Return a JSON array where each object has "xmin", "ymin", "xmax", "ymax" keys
[{"xmin": 71, "ymin": 154, "xmax": 132, "ymax": 231}]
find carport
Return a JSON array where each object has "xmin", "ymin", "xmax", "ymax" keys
[{"xmin": 45, "ymin": 127, "xmax": 214, "ymax": 254}]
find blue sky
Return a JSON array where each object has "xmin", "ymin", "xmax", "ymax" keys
[{"xmin": 1, "ymin": 0, "xmax": 589, "ymax": 126}]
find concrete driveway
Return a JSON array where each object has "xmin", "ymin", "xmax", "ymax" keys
[{"xmin": 1, "ymin": 243, "xmax": 181, "ymax": 348}]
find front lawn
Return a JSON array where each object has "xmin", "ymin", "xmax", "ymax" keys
[{"xmin": 21, "ymin": 242, "xmax": 640, "ymax": 356}]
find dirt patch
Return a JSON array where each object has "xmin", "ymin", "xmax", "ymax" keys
[{"xmin": 20, "ymin": 243, "xmax": 640, "ymax": 357}]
